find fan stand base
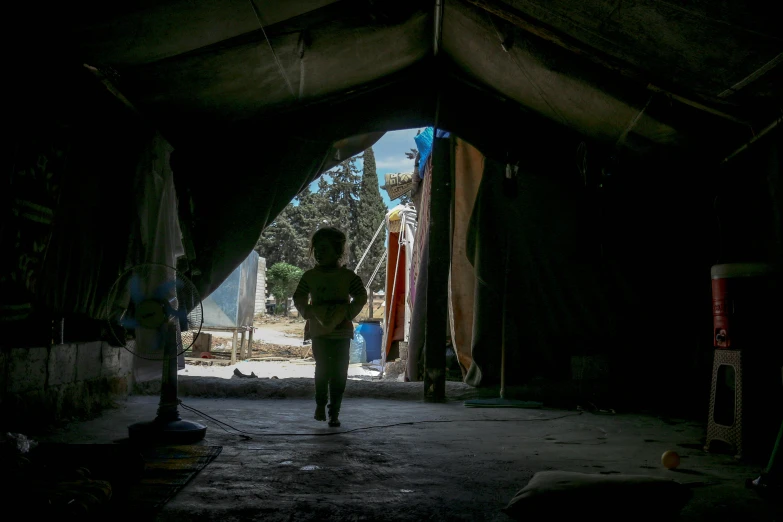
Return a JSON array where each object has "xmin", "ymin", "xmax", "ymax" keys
[{"xmin": 128, "ymin": 418, "xmax": 207, "ymax": 445}]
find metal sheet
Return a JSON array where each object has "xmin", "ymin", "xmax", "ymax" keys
[{"xmin": 202, "ymin": 251, "xmax": 258, "ymax": 328}]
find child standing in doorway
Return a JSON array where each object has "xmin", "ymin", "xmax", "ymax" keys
[{"xmin": 293, "ymin": 227, "xmax": 367, "ymax": 427}]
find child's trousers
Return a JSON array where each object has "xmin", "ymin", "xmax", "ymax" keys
[{"xmin": 312, "ymin": 338, "xmax": 350, "ymax": 413}]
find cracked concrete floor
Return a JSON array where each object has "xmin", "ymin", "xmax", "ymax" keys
[{"xmin": 41, "ymin": 396, "xmax": 776, "ymax": 521}]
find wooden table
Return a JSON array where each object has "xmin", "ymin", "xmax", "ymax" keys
[{"xmin": 199, "ymin": 325, "xmax": 254, "ymax": 364}]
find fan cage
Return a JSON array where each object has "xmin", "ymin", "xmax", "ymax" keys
[{"xmin": 105, "ymin": 263, "xmax": 203, "ymax": 360}]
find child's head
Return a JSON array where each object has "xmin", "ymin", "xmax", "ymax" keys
[{"xmin": 310, "ymin": 226, "xmax": 347, "ymax": 267}]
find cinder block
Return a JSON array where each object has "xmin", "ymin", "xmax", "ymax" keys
[
  {"xmin": 43, "ymin": 384, "xmax": 67, "ymax": 419},
  {"xmin": 48, "ymin": 344, "xmax": 77, "ymax": 386},
  {"xmin": 119, "ymin": 345, "xmax": 135, "ymax": 376},
  {"xmin": 192, "ymin": 333, "xmax": 212, "ymax": 355},
  {"xmin": 398, "ymin": 342, "xmax": 409, "ymax": 361},
  {"xmin": 76, "ymin": 342, "xmax": 102, "ymax": 381},
  {"xmin": 102, "ymin": 343, "xmax": 122, "ymax": 376},
  {"xmin": 107, "ymin": 375, "xmax": 130, "ymax": 396},
  {"xmin": 59, "ymin": 381, "xmax": 86, "ymax": 418},
  {"xmin": 7, "ymin": 347, "xmax": 48, "ymax": 393}
]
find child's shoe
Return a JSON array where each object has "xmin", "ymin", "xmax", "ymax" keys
[
  {"xmin": 327, "ymin": 403, "xmax": 340, "ymax": 427},
  {"xmin": 314, "ymin": 404, "xmax": 326, "ymax": 421}
]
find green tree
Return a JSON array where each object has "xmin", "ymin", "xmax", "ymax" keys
[
  {"xmin": 256, "ymin": 157, "xmax": 363, "ymax": 274},
  {"xmin": 254, "ymin": 204, "xmax": 303, "ymax": 268},
  {"xmin": 267, "ymin": 262, "xmax": 304, "ymax": 315},
  {"xmin": 355, "ymin": 147, "xmax": 388, "ymax": 290},
  {"xmin": 255, "ymin": 186, "xmax": 327, "ymax": 269},
  {"xmin": 314, "ymin": 157, "xmax": 361, "ymax": 266}
]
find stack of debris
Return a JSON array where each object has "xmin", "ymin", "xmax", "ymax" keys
[
  {"xmin": 0, "ymin": 433, "xmax": 117, "ymax": 517},
  {"xmin": 383, "ymin": 341, "xmax": 409, "ymax": 382}
]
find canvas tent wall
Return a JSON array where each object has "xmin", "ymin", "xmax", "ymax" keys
[
  {"xmin": 13, "ymin": 0, "xmax": 775, "ymax": 304},
  {"xmin": 6, "ymin": 1, "xmax": 781, "ymax": 416},
  {"xmin": 402, "ymin": 125, "xmax": 781, "ymax": 416}
]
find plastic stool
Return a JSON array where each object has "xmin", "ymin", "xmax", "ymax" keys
[{"xmin": 705, "ymin": 349, "xmax": 744, "ymax": 459}]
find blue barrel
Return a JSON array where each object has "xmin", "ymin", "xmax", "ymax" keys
[{"xmin": 357, "ymin": 320, "xmax": 383, "ymax": 362}]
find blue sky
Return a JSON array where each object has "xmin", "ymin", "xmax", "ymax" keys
[{"xmin": 309, "ymin": 127, "xmax": 423, "ymax": 209}]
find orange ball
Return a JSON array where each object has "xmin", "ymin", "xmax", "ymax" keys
[{"xmin": 661, "ymin": 450, "xmax": 680, "ymax": 469}]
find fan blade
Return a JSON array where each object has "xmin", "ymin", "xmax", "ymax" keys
[
  {"xmin": 129, "ymin": 274, "xmax": 146, "ymax": 305},
  {"xmin": 169, "ymin": 304, "xmax": 189, "ymax": 321},
  {"xmin": 153, "ymin": 279, "xmax": 184, "ymax": 302},
  {"xmin": 119, "ymin": 315, "xmax": 140, "ymax": 329}
]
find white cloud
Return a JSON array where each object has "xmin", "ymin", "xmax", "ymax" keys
[
  {"xmin": 376, "ymin": 156, "xmax": 415, "ymax": 172},
  {"xmin": 381, "ymin": 128, "xmax": 424, "ymax": 145}
]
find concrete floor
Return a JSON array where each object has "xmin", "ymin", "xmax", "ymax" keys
[
  {"xmin": 40, "ymin": 396, "xmax": 776, "ymax": 521},
  {"xmin": 180, "ymin": 360, "xmax": 381, "ymax": 380}
]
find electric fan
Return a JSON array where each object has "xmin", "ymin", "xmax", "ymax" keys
[{"xmin": 105, "ymin": 263, "xmax": 207, "ymax": 443}]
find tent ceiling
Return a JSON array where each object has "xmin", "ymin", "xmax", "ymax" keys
[
  {"xmin": 11, "ymin": 0, "xmax": 781, "ymax": 309},
  {"xmin": 55, "ymin": 0, "xmax": 780, "ymax": 154}
]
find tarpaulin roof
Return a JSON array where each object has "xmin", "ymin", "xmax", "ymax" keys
[{"xmin": 12, "ymin": 0, "xmax": 782, "ymax": 299}]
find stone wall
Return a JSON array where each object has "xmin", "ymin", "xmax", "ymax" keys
[{"xmin": 0, "ymin": 342, "xmax": 133, "ymax": 430}]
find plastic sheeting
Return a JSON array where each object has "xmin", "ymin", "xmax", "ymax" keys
[{"xmin": 414, "ymin": 127, "xmax": 451, "ymax": 178}]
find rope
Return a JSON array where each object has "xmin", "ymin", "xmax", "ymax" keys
[
  {"xmin": 364, "ymin": 249, "xmax": 387, "ymax": 290},
  {"xmin": 248, "ymin": 0, "xmax": 295, "ymax": 97},
  {"xmin": 178, "ymin": 399, "xmax": 583, "ymax": 439},
  {"xmin": 354, "ymin": 219, "xmax": 386, "ymax": 272}
]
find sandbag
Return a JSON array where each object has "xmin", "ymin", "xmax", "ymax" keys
[{"xmin": 504, "ymin": 471, "xmax": 692, "ymax": 521}]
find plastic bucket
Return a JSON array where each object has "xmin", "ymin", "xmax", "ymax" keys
[
  {"xmin": 710, "ymin": 263, "xmax": 775, "ymax": 349},
  {"xmin": 357, "ymin": 320, "xmax": 383, "ymax": 362}
]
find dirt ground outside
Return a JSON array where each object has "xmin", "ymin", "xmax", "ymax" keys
[
  {"xmin": 255, "ymin": 314, "xmax": 308, "ymax": 337},
  {"xmin": 193, "ymin": 313, "xmax": 388, "ymax": 362},
  {"xmin": 257, "ymin": 301, "xmax": 386, "ymax": 328}
]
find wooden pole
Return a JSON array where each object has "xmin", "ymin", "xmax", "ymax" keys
[
  {"xmin": 368, "ymin": 288, "xmax": 373, "ymax": 319},
  {"xmin": 499, "ymin": 238, "xmax": 510, "ymax": 400},
  {"xmin": 424, "ymin": 136, "xmax": 452, "ymax": 402}
]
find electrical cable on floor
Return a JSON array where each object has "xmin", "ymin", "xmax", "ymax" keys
[{"xmin": 178, "ymin": 400, "xmax": 583, "ymax": 440}]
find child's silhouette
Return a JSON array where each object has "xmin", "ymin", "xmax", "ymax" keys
[{"xmin": 293, "ymin": 227, "xmax": 367, "ymax": 427}]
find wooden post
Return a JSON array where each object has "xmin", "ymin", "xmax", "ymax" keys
[
  {"xmin": 240, "ymin": 330, "xmax": 246, "ymax": 359},
  {"xmin": 368, "ymin": 288, "xmax": 374, "ymax": 319},
  {"xmin": 247, "ymin": 327, "xmax": 254, "ymax": 359},
  {"xmin": 231, "ymin": 328, "xmax": 238, "ymax": 364},
  {"xmin": 423, "ymin": 136, "xmax": 452, "ymax": 402}
]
